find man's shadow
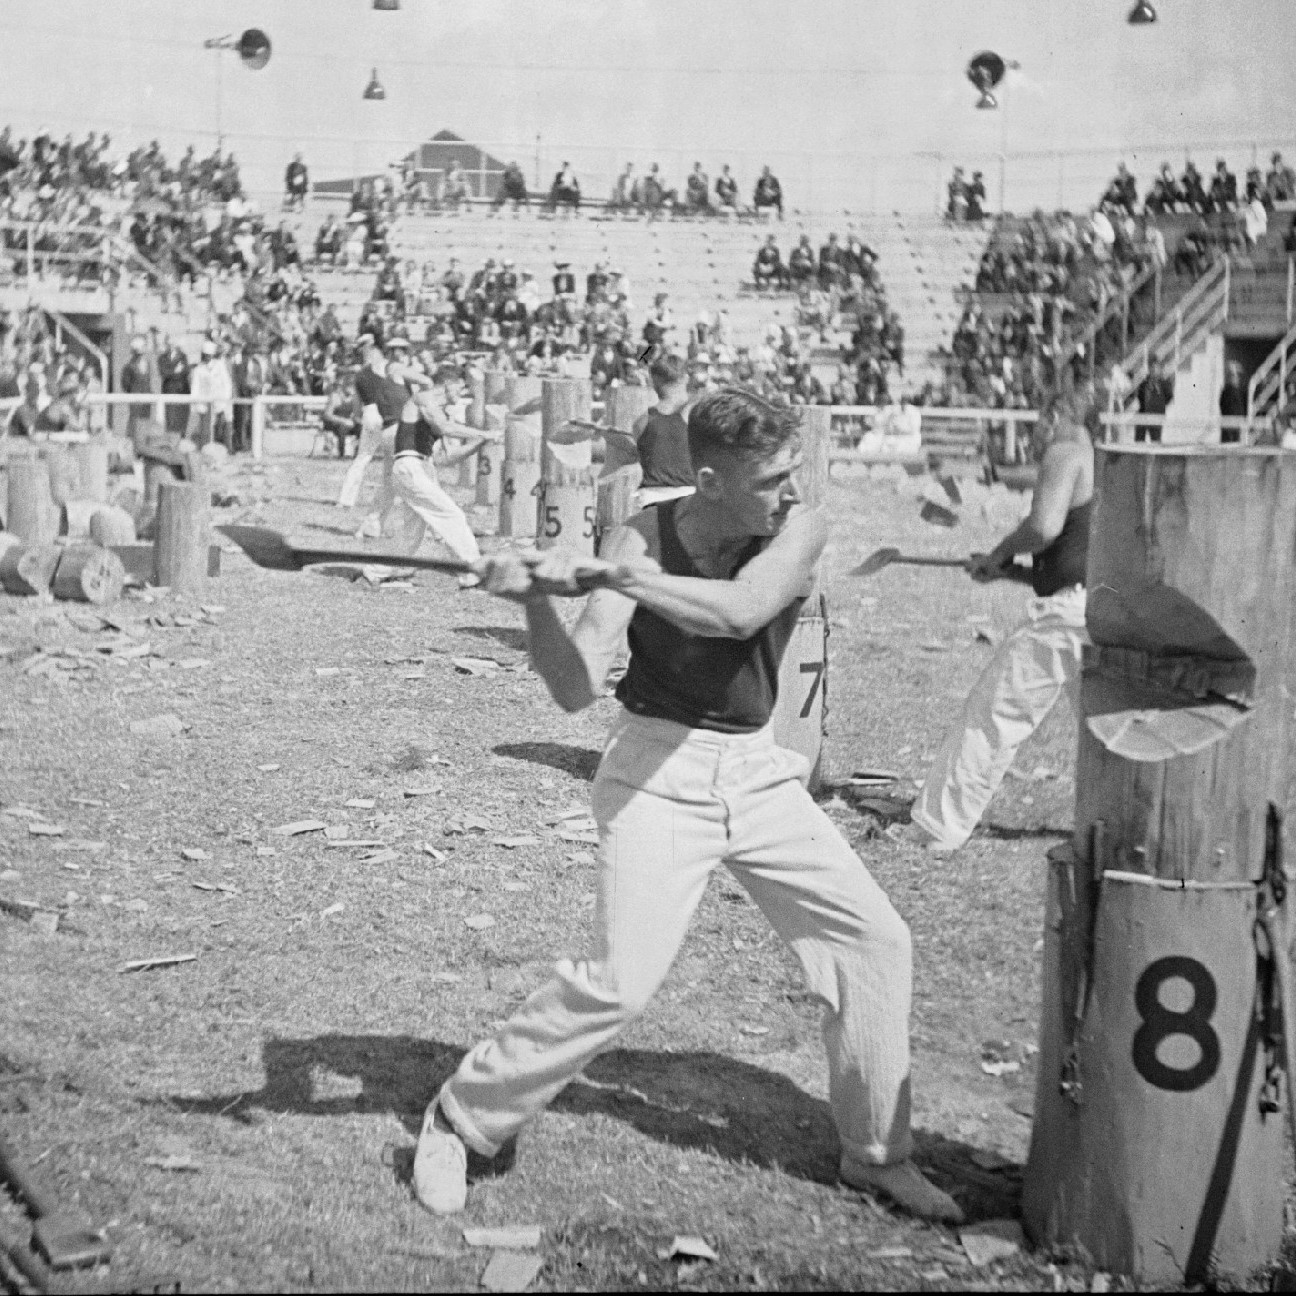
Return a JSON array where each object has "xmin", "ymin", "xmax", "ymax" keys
[{"xmin": 164, "ymin": 1034, "xmax": 1017, "ymax": 1220}]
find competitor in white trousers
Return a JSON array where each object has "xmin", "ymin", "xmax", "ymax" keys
[
  {"xmin": 908, "ymin": 392, "xmax": 1095, "ymax": 853},
  {"xmin": 365, "ymin": 388, "xmax": 497, "ymax": 586},
  {"xmin": 413, "ymin": 388, "xmax": 962, "ymax": 1224}
]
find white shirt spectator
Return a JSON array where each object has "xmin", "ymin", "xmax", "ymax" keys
[
  {"xmin": 1090, "ymin": 209, "xmax": 1116, "ymax": 250},
  {"xmin": 1244, "ymin": 196, "xmax": 1268, "ymax": 247}
]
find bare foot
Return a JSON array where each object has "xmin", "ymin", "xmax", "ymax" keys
[{"xmin": 840, "ymin": 1158, "xmax": 964, "ymax": 1224}]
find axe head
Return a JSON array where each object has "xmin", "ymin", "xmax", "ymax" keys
[
  {"xmin": 919, "ymin": 499, "xmax": 959, "ymax": 528},
  {"xmin": 216, "ymin": 525, "xmax": 307, "ymax": 572},
  {"xmin": 850, "ymin": 547, "xmax": 900, "ymax": 579}
]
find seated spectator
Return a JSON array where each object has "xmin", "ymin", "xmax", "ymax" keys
[
  {"xmin": 752, "ymin": 235, "xmax": 787, "ymax": 289},
  {"xmin": 1208, "ymin": 158, "xmax": 1238, "ymax": 213},
  {"xmin": 714, "ymin": 164, "xmax": 738, "ymax": 213},
  {"xmin": 1266, "ymin": 152, "xmax": 1295, "ymax": 207},
  {"xmin": 753, "ymin": 165, "xmax": 783, "ymax": 218},
  {"xmin": 608, "ymin": 163, "xmax": 635, "ymax": 213},
  {"xmin": 552, "ymin": 261, "xmax": 577, "ymax": 300},
  {"xmin": 818, "ymin": 232, "xmax": 846, "ymax": 291},
  {"xmin": 1144, "ymin": 163, "xmax": 1181, "ymax": 214},
  {"xmin": 284, "ymin": 153, "xmax": 309, "ymax": 211},
  {"xmin": 442, "ymin": 257, "xmax": 465, "ymax": 302},
  {"xmin": 640, "ymin": 163, "xmax": 675, "ymax": 217},
  {"xmin": 492, "ymin": 160, "xmax": 529, "ymax": 210},
  {"xmin": 685, "ymin": 162, "xmax": 710, "ymax": 214},
  {"xmin": 548, "ymin": 161, "xmax": 581, "ymax": 212},
  {"xmin": 1180, "ymin": 161, "xmax": 1208, "ymax": 214},
  {"xmin": 946, "ymin": 168, "xmax": 968, "ymax": 222},
  {"xmin": 1243, "ymin": 192, "xmax": 1268, "ymax": 250},
  {"xmin": 641, "ymin": 292, "xmax": 673, "ymax": 354},
  {"xmin": 788, "ymin": 234, "xmax": 816, "ymax": 286},
  {"xmin": 442, "ymin": 161, "xmax": 469, "ymax": 212},
  {"xmin": 373, "ymin": 257, "xmax": 406, "ymax": 313},
  {"xmin": 1102, "ymin": 162, "xmax": 1138, "ymax": 215}
]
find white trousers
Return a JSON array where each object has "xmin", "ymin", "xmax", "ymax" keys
[
  {"xmin": 369, "ymin": 455, "xmax": 481, "ymax": 562},
  {"xmin": 336, "ymin": 423, "xmax": 395, "ymax": 509},
  {"xmin": 911, "ymin": 585, "xmax": 1088, "ymax": 850},
  {"xmin": 440, "ymin": 710, "xmax": 915, "ymax": 1166}
]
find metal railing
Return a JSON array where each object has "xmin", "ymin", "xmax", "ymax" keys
[
  {"xmin": 1099, "ymin": 411, "xmax": 1276, "ymax": 445},
  {"xmin": 1119, "ymin": 256, "xmax": 1230, "ymax": 401},
  {"xmin": 1059, "ymin": 260, "xmax": 1163, "ymax": 380},
  {"xmin": 1248, "ymin": 318, "xmax": 1296, "ymax": 420}
]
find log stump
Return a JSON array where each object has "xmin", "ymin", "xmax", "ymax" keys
[
  {"xmin": 61, "ymin": 499, "xmax": 100, "ymax": 541},
  {"xmin": 52, "ymin": 544, "xmax": 127, "ymax": 605},
  {"xmin": 1024, "ymin": 446, "xmax": 1296, "ymax": 1285},
  {"xmin": 541, "ymin": 377, "xmax": 593, "ymax": 479},
  {"xmin": 45, "ymin": 446, "xmax": 80, "ymax": 507},
  {"xmin": 6, "ymin": 450, "xmax": 59, "ymax": 545},
  {"xmin": 536, "ymin": 465, "xmax": 597, "ymax": 555},
  {"xmin": 604, "ymin": 384, "xmax": 655, "ymax": 474},
  {"xmin": 595, "ymin": 463, "xmax": 642, "ymax": 542},
  {"xmin": 153, "ymin": 480, "xmax": 211, "ymax": 597},
  {"xmin": 0, "ymin": 542, "xmax": 61, "ymax": 596},
  {"xmin": 89, "ymin": 505, "xmax": 138, "ymax": 547},
  {"xmin": 75, "ymin": 439, "xmax": 109, "ymax": 503}
]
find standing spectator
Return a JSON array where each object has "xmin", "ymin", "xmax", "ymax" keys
[
  {"xmin": 191, "ymin": 339, "xmax": 234, "ymax": 450},
  {"xmin": 284, "ymin": 153, "xmax": 309, "ymax": 212},
  {"xmin": 492, "ymin": 161, "xmax": 529, "ymax": 211},
  {"xmin": 714, "ymin": 164, "xmax": 738, "ymax": 213},
  {"xmin": 946, "ymin": 168, "xmax": 968, "ymax": 222},
  {"xmin": 966, "ymin": 172, "xmax": 987, "ymax": 222},
  {"xmin": 232, "ymin": 344, "xmax": 269, "ymax": 454},
  {"xmin": 119, "ymin": 334, "xmax": 156, "ymax": 446},
  {"xmin": 1135, "ymin": 355, "xmax": 1174, "ymax": 443},
  {"xmin": 156, "ymin": 335, "xmax": 192, "ymax": 437},
  {"xmin": 1219, "ymin": 359, "xmax": 1248, "ymax": 442},
  {"xmin": 320, "ymin": 370, "xmax": 362, "ymax": 459},
  {"xmin": 685, "ymin": 162, "xmax": 710, "ymax": 215},
  {"xmin": 442, "ymin": 161, "xmax": 469, "ymax": 212},
  {"xmin": 753, "ymin": 165, "xmax": 783, "ymax": 218}
]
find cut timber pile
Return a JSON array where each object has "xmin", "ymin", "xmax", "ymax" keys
[{"xmin": 51, "ymin": 544, "xmax": 127, "ymax": 605}]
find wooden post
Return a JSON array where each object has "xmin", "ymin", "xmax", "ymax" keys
[
  {"xmin": 475, "ymin": 418, "xmax": 506, "ymax": 509},
  {"xmin": 595, "ymin": 463, "xmax": 643, "ymax": 542},
  {"xmin": 541, "ymin": 377, "xmax": 593, "ymax": 477},
  {"xmin": 605, "ymin": 384, "xmax": 655, "ymax": 474},
  {"xmin": 89, "ymin": 505, "xmax": 138, "ymax": 547},
  {"xmin": 52, "ymin": 544, "xmax": 126, "ymax": 605},
  {"xmin": 500, "ymin": 415, "xmax": 542, "ymax": 539},
  {"xmin": 770, "ymin": 405, "xmax": 831, "ymax": 790},
  {"xmin": 6, "ymin": 450, "xmax": 60, "ymax": 545},
  {"xmin": 1024, "ymin": 446, "xmax": 1295, "ymax": 1285},
  {"xmin": 44, "ymin": 445, "xmax": 80, "ymax": 507},
  {"xmin": 74, "ymin": 439, "xmax": 109, "ymax": 503},
  {"xmin": 153, "ymin": 480, "xmax": 210, "ymax": 597}
]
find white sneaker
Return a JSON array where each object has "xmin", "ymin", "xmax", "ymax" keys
[{"xmin": 412, "ymin": 1105, "xmax": 468, "ymax": 1215}]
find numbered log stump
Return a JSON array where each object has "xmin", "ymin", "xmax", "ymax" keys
[
  {"xmin": 1024, "ymin": 446, "xmax": 1296, "ymax": 1285},
  {"xmin": 52, "ymin": 544, "xmax": 127, "ymax": 605},
  {"xmin": 153, "ymin": 480, "xmax": 211, "ymax": 598},
  {"xmin": 475, "ymin": 436, "xmax": 506, "ymax": 508},
  {"xmin": 500, "ymin": 416, "xmax": 542, "ymax": 539},
  {"xmin": 536, "ymin": 465, "xmax": 597, "ymax": 554},
  {"xmin": 771, "ymin": 406, "xmax": 832, "ymax": 790},
  {"xmin": 541, "ymin": 377, "xmax": 593, "ymax": 478},
  {"xmin": 595, "ymin": 463, "xmax": 643, "ymax": 542},
  {"xmin": 7, "ymin": 450, "xmax": 60, "ymax": 545},
  {"xmin": 505, "ymin": 374, "xmax": 543, "ymax": 432}
]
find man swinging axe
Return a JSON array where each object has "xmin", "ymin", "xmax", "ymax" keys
[
  {"xmin": 899, "ymin": 386, "xmax": 1094, "ymax": 853},
  {"xmin": 413, "ymin": 387, "xmax": 963, "ymax": 1224}
]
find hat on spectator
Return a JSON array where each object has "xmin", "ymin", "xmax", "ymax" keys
[
  {"xmin": 386, "ymin": 335, "xmax": 410, "ymax": 351},
  {"xmin": 129, "ymin": 335, "xmax": 147, "ymax": 353},
  {"xmin": 201, "ymin": 340, "xmax": 217, "ymax": 357},
  {"xmin": 555, "ymin": 260, "xmax": 570, "ymax": 268}
]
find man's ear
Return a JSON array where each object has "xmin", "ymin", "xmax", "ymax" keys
[{"xmin": 695, "ymin": 465, "xmax": 722, "ymax": 500}]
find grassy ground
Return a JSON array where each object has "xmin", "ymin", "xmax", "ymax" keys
[{"xmin": 0, "ymin": 455, "xmax": 1283, "ymax": 1291}]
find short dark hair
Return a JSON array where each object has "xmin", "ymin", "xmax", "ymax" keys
[
  {"xmin": 687, "ymin": 387, "xmax": 801, "ymax": 467},
  {"xmin": 649, "ymin": 352, "xmax": 687, "ymax": 390}
]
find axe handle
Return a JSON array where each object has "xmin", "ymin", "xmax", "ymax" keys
[
  {"xmin": 894, "ymin": 556, "xmax": 968, "ymax": 568},
  {"xmin": 1260, "ymin": 908, "xmax": 1296, "ymax": 1160},
  {"xmin": 0, "ymin": 1134, "xmax": 58, "ymax": 1219}
]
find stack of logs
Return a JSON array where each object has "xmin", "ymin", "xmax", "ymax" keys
[{"xmin": 0, "ymin": 437, "xmax": 210, "ymax": 605}]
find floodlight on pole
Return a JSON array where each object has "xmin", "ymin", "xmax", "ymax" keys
[
  {"xmin": 1128, "ymin": 1, "xmax": 1157, "ymax": 23},
  {"xmin": 202, "ymin": 29, "xmax": 271, "ymax": 152},
  {"xmin": 363, "ymin": 69, "xmax": 387, "ymax": 101}
]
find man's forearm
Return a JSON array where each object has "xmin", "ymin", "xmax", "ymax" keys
[
  {"xmin": 526, "ymin": 598, "xmax": 599, "ymax": 711},
  {"xmin": 610, "ymin": 566, "xmax": 789, "ymax": 641},
  {"xmin": 990, "ymin": 518, "xmax": 1049, "ymax": 563}
]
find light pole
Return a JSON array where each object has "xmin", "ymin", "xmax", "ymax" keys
[{"xmin": 968, "ymin": 51, "xmax": 1019, "ymax": 214}]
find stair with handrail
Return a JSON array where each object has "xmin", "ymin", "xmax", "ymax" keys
[
  {"xmin": 1248, "ymin": 317, "xmax": 1296, "ymax": 420},
  {"xmin": 1117, "ymin": 256, "xmax": 1231, "ymax": 402}
]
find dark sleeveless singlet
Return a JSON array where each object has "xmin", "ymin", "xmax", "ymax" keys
[
  {"xmin": 636, "ymin": 408, "xmax": 693, "ymax": 488},
  {"xmin": 1031, "ymin": 498, "xmax": 1092, "ymax": 596},
  {"xmin": 615, "ymin": 500, "xmax": 803, "ymax": 733}
]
